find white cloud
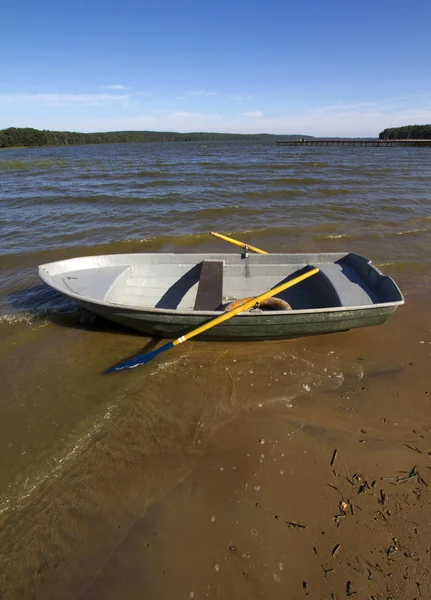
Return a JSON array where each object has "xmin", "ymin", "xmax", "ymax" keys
[
  {"xmin": 232, "ymin": 94, "xmax": 253, "ymax": 101},
  {"xmin": 16, "ymin": 103, "xmax": 431, "ymax": 136},
  {"xmin": 188, "ymin": 90, "xmax": 218, "ymax": 96},
  {"xmin": 59, "ymin": 112, "xmax": 219, "ymax": 133},
  {"xmin": 103, "ymin": 84, "xmax": 128, "ymax": 90},
  {"xmin": 244, "ymin": 111, "xmax": 263, "ymax": 118},
  {"xmin": 3, "ymin": 90, "xmax": 431, "ymax": 136},
  {"xmin": 0, "ymin": 93, "xmax": 129, "ymax": 107},
  {"xmin": 169, "ymin": 111, "xmax": 203, "ymax": 118}
]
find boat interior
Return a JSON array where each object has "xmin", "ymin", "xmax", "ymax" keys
[{"xmin": 40, "ymin": 252, "xmax": 404, "ymax": 313}]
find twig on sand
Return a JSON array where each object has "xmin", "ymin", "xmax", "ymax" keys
[
  {"xmin": 403, "ymin": 443, "xmax": 423, "ymax": 454},
  {"xmin": 286, "ymin": 521, "xmax": 306, "ymax": 529},
  {"xmin": 378, "ymin": 489, "xmax": 386, "ymax": 505},
  {"xmin": 351, "ymin": 566, "xmax": 368, "ymax": 577},
  {"xmin": 398, "ymin": 465, "xmax": 428, "ymax": 486},
  {"xmin": 330, "ymin": 449, "xmax": 338, "ymax": 466},
  {"xmin": 380, "ymin": 465, "xmax": 428, "ymax": 486},
  {"xmin": 346, "ymin": 580, "xmax": 356, "ymax": 596},
  {"xmin": 328, "ymin": 483, "xmax": 343, "ymax": 496},
  {"xmin": 359, "ymin": 557, "xmax": 383, "ymax": 574},
  {"xmin": 357, "ymin": 481, "xmax": 370, "ymax": 495}
]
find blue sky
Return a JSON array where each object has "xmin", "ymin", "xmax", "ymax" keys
[{"xmin": 1, "ymin": 0, "xmax": 430, "ymax": 136}]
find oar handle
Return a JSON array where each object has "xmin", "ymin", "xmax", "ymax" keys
[
  {"xmin": 175, "ymin": 267, "xmax": 319, "ymax": 345},
  {"xmin": 210, "ymin": 231, "xmax": 268, "ymax": 254}
]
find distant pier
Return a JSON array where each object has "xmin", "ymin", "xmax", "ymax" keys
[{"xmin": 276, "ymin": 139, "xmax": 431, "ymax": 147}]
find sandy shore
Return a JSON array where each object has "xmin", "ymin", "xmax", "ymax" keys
[
  {"xmin": 83, "ymin": 411, "xmax": 431, "ymax": 600},
  {"xmin": 1, "ymin": 290, "xmax": 430, "ymax": 600},
  {"xmin": 81, "ymin": 291, "xmax": 431, "ymax": 600}
]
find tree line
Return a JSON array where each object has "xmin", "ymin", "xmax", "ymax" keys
[
  {"xmin": 0, "ymin": 127, "xmax": 312, "ymax": 148},
  {"xmin": 379, "ymin": 124, "xmax": 431, "ymax": 140}
]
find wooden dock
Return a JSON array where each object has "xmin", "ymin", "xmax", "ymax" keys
[{"xmin": 276, "ymin": 139, "xmax": 431, "ymax": 147}]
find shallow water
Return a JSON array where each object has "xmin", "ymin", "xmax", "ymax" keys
[{"xmin": 0, "ymin": 141, "xmax": 430, "ymax": 598}]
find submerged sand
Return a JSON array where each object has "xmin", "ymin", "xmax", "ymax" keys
[{"xmin": 1, "ymin": 290, "xmax": 431, "ymax": 599}]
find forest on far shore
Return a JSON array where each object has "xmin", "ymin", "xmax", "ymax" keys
[
  {"xmin": 3, "ymin": 125, "xmax": 430, "ymax": 148},
  {"xmin": 0, "ymin": 127, "xmax": 312, "ymax": 148},
  {"xmin": 379, "ymin": 124, "xmax": 431, "ymax": 139}
]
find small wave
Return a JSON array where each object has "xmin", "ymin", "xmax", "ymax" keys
[
  {"xmin": 242, "ymin": 189, "xmax": 299, "ymax": 199},
  {"xmin": 0, "ymin": 312, "xmax": 37, "ymax": 326},
  {"xmin": 0, "ymin": 283, "xmax": 97, "ymax": 332},
  {"xmin": 394, "ymin": 228, "xmax": 427, "ymax": 236},
  {"xmin": 319, "ymin": 233, "xmax": 353, "ymax": 240},
  {"xmin": 262, "ymin": 177, "xmax": 323, "ymax": 185},
  {"xmin": 376, "ymin": 260, "xmax": 430, "ymax": 272},
  {"xmin": 314, "ymin": 188, "xmax": 351, "ymax": 196},
  {"xmin": 182, "ymin": 205, "xmax": 265, "ymax": 219},
  {"xmin": 124, "ymin": 232, "xmax": 208, "ymax": 249},
  {"xmin": 0, "ymin": 401, "xmax": 116, "ymax": 516},
  {"xmin": 373, "ymin": 227, "xmax": 429, "ymax": 239},
  {"xmin": 0, "ymin": 158, "xmax": 68, "ymax": 171},
  {"xmin": 0, "ymin": 307, "xmax": 95, "ymax": 330},
  {"xmin": 124, "ymin": 235, "xmax": 158, "ymax": 244},
  {"xmin": 131, "ymin": 179, "xmax": 185, "ymax": 188}
]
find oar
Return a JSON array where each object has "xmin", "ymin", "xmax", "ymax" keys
[
  {"xmin": 106, "ymin": 267, "xmax": 319, "ymax": 372},
  {"xmin": 210, "ymin": 231, "xmax": 268, "ymax": 254}
]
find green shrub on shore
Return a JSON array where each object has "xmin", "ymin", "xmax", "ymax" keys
[{"xmin": 379, "ymin": 125, "xmax": 431, "ymax": 140}]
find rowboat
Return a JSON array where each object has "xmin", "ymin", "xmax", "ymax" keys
[{"xmin": 38, "ymin": 249, "xmax": 404, "ymax": 342}]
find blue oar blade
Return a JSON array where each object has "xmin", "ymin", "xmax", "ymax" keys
[{"xmin": 105, "ymin": 341, "xmax": 175, "ymax": 373}]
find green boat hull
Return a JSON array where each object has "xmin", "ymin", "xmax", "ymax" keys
[{"xmin": 81, "ymin": 301, "xmax": 398, "ymax": 341}]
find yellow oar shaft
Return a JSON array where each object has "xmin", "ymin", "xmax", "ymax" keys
[
  {"xmin": 107, "ymin": 266, "xmax": 320, "ymax": 371},
  {"xmin": 173, "ymin": 267, "xmax": 319, "ymax": 346},
  {"xmin": 210, "ymin": 231, "xmax": 268, "ymax": 254}
]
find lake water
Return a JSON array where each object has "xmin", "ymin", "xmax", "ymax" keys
[{"xmin": 1, "ymin": 141, "xmax": 430, "ymax": 599}]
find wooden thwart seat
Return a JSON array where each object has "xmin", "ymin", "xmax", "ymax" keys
[{"xmin": 193, "ymin": 260, "xmax": 224, "ymax": 311}]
